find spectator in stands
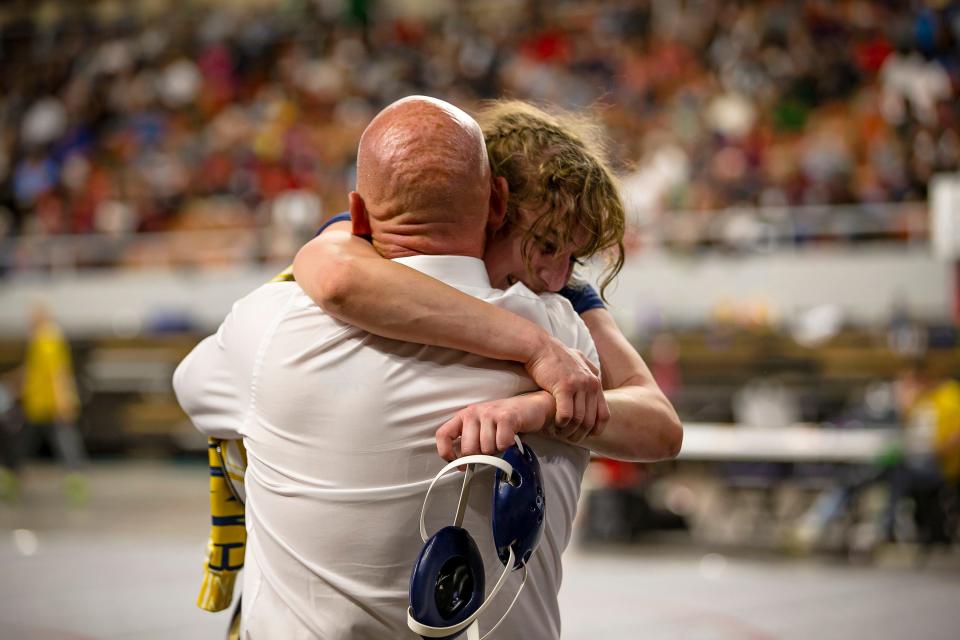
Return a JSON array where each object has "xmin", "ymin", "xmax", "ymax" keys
[{"xmin": 0, "ymin": 1, "xmax": 957, "ymax": 260}]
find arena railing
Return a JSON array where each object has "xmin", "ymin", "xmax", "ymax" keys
[
  {"xmin": 0, "ymin": 201, "xmax": 929, "ymax": 274},
  {"xmin": 0, "ymin": 226, "xmax": 305, "ymax": 275},
  {"xmin": 636, "ymin": 201, "xmax": 928, "ymax": 252}
]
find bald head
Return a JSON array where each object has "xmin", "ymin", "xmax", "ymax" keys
[{"xmin": 352, "ymin": 96, "xmax": 498, "ymax": 258}]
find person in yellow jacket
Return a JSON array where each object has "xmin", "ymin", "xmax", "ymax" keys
[
  {"xmin": 882, "ymin": 357, "xmax": 960, "ymax": 543},
  {"xmin": 9, "ymin": 303, "xmax": 88, "ymax": 503},
  {"xmin": 927, "ymin": 380, "xmax": 960, "ymax": 485}
]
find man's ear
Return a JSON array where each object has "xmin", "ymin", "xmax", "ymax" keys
[
  {"xmin": 487, "ymin": 175, "xmax": 509, "ymax": 233},
  {"xmin": 348, "ymin": 191, "xmax": 372, "ymax": 236}
]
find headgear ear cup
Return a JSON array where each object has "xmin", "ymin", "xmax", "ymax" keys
[
  {"xmin": 493, "ymin": 444, "xmax": 545, "ymax": 569},
  {"xmin": 408, "ymin": 448, "xmax": 541, "ymax": 639},
  {"xmin": 409, "ymin": 526, "xmax": 486, "ymax": 638}
]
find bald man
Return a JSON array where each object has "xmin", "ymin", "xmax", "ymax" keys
[{"xmin": 174, "ymin": 97, "xmax": 599, "ymax": 639}]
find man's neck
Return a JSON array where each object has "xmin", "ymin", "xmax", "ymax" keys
[{"xmin": 372, "ymin": 232, "xmax": 484, "ymax": 260}]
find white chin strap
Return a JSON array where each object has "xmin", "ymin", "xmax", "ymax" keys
[{"xmin": 407, "ymin": 451, "xmax": 533, "ymax": 639}]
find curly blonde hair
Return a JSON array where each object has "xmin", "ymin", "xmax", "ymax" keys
[{"xmin": 477, "ymin": 100, "xmax": 626, "ymax": 298}]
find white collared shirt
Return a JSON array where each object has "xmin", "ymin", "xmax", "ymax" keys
[{"xmin": 174, "ymin": 255, "xmax": 598, "ymax": 640}]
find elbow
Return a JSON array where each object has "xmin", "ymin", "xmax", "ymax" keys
[
  {"xmin": 313, "ymin": 271, "xmax": 354, "ymax": 315},
  {"xmin": 172, "ymin": 354, "xmax": 199, "ymax": 418},
  {"xmin": 292, "ymin": 245, "xmax": 355, "ymax": 314},
  {"xmin": 660, "ymin": 411, "xmax": 683, "ymax": 460},
  {"xmin": 627, "ymin": 404, "xmax": 682, "ymax": 462},
  {"xmin": 647, "ymin": 392, "xmax": 684, "ymax": 460},
  {"xmin": 172, "ymin": 360, "xmax": 194, "ymax": 420},
  {"xmin": 171, "ymin": 357, "xmax": 188, "ymax": 406},
  {"xmin": 650, "ymin": 395, "xmax": 683, "ymax": 460}
]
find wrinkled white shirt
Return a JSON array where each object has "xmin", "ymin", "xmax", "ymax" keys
[{"xmin": 173, "ymin": 255, "xmax": 598, "ymax": 640}]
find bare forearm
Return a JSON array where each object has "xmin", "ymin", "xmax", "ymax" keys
[
  {"xmin": 575, "ymin": 309, "xmax": 683, "ymax": 461},
  {"xmin": 535, "ymin": 384, "xmax": 682, "ymax": 461},
  {"xmin": 295, "ymin": 231, "xmax": 607, "ymax": 428},
  {"xmin": 331, "ymin": 270, "xmax": 548, "ymax": 362},
  {"xmin": 293, "ymin": 233, "xmax": 550, "ymax": 363}
]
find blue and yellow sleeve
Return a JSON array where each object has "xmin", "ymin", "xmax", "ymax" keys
[{"xmin": 198, "ymin": 438, "xmax": 247, "ymax": 612}]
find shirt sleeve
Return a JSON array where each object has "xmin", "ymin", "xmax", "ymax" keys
[
  {"xmin": 539, "ymin": 294, "xmax": 600, "ymax": 370},
  {"xmin": 173, "ymin": 302, "xmax": 249, "ymax": 440},
  {"xmin": 558, "ymin": 282, "xmax": 604, "ymax": 315},
  {"xmin": 313, "ymin": 211, "xmax": 352, "ymax": 237}
]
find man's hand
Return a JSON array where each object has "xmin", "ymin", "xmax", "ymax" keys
[
  {"xmin": 525, "ymin": 335, "xmax": 608, "ymax": 438},
  {"xmin": 436, "ymin": 393, "xmax": 554, "ymax": 462}
]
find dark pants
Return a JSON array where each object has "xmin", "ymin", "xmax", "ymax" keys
[
  {"xmin": 882, "ymin": 456, "xmax": 945, "ymax": 542},
  {"xmin": 0, "ymin": 411, "xmax": 20, "ymax": 470},
  {"xmin": 4, "ymin": 419, "xmax": 87, "ymax": 472}
]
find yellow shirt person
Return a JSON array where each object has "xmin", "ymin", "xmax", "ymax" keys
[
  {"xmin": 924, "ymin": 379, "xmax": 960, "ymax": 483},
  {"xmin": 22, "ymin": 318, "xmax": 78, "ymax": 424},
  {"xmin": 12, "ymin": 305, "xmax": 88, "ymax": 502}
]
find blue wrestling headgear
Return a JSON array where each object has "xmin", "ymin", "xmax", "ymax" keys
[{"xmin": 407, "ymin": 438, "xmax": 545, "ymax": 640}]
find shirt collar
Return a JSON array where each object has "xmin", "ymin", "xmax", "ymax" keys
[{"xmin": 392, "ymin": 255, "xmax": 491, "ymax": 289}]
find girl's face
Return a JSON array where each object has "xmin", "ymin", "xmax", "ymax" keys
[{"xmin": 483, "ymin": 207, "xmax": 583, "ymax": 293}]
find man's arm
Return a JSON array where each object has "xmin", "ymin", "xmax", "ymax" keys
[
  {"xmin": 173, "ymin": 313, "xmax": 247, "ymax": 440},
  {"xmin": 293, "ymin": 224, "xmax": 607, "ymax": 430}
]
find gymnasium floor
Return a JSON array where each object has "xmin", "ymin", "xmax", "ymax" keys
[{"xmin": 1, "ymin": 462, "xmax": 959, "ymax": 640}]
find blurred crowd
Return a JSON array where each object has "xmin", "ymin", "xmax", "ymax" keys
[{"xmin": 0, "ymin": 0, "xmax": 958, "ymax": 261}]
